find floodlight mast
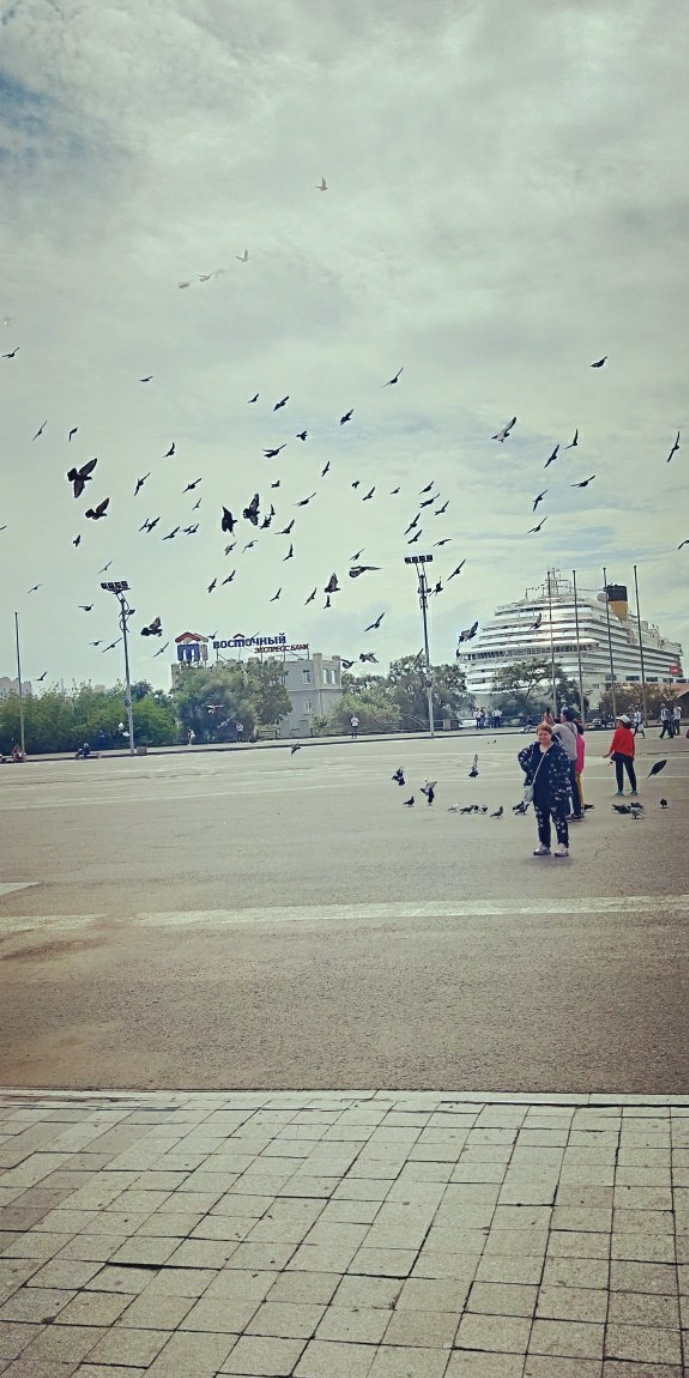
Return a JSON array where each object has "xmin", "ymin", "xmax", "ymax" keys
[
  {"xmin": 101, "ymin": 581, "xmax": 135, "ymax": 755},
  {"xmin": 404, "ymin": 553, "xmax": 434, "ymax": 739}
]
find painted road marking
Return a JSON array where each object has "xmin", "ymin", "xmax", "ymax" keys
[
  {"xmin": 2, "ymin": 895, "xmax": 688, "ymax": 938},
  {"xmin": 0, "ymin": 884, "xmax": 37, "ymax": 898}
]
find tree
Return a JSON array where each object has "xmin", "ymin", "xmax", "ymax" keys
[
  {"xmin": 315, "ymin": 689, "xmax": 402, "ymax": 736},
  {"xmin": 493, "ymin": 659, "xmax": 584, "ymax": 719},
  {"xmin": 244, "ymin": 658, "xmax": 291, "ymax": 731},
  {"xmin": 172, "ymin": 666, "xmax": 253, "ymax": 743},
  {"xmin": 386, "ymin": 654, "xmax": 470, "ymax": 729},
  {"xmin": 597, "ymin": 683, "xmax": 674, "ymax": 723},
  {"xmin": 0, "ymin": 683, "xmax": 178, "ymax": 754}
]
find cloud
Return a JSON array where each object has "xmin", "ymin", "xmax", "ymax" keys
[{"xmin": 0, "ymin": 0, "xmax": 687, "ymax": 697}]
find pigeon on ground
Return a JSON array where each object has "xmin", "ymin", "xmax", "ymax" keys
[
  {"xmin": 392, "ymin": 768, "xmax": 405, "ymax": 786},
  {"xmin": 468, "ymin": 754, "xmax": 479, "ymax": 778},
  {"xmin": 491, "ymin": 806, "xmax": 504, "ymax": 818},
  {"xmin": 403, "ymin": 796, "xmax": 415, "ymax": 807},
  {"xmin": 660, "ymin": 798, "xmax": 669, "ymax": 808},
  {"xmin": 290, "ymin": 744, "xmax": 301, "ymax": 755}
]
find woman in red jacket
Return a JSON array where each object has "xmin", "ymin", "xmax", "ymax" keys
[{"xmin": 602, "ymin": 714, "xmax": 637, "ymax": 796}]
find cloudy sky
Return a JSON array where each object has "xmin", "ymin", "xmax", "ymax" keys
[{"xmin": 1, "ymin": 0, "xmax": 687, "ymax": 692}]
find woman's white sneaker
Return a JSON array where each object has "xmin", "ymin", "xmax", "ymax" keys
[
  {"xmin": 554, "ymin": 843, "xmax": 569, "ymax": 858},
  {"xmin": 533, "ymin": 845, "xmax": 551, "ymax": 856}
]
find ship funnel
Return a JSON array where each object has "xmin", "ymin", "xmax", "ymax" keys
[{"xmin": 603, "ymin": 583, "xmax": 628, "ymax": 622}]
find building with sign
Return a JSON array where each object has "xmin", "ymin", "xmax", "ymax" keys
[{"xmin": 170, "ymin": 631, "xmax": 343, "ymax": 734}]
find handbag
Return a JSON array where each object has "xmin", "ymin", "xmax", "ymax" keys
[{"xmin": 522, "ymin": 751, "xmax": 546, "ymax": 804}]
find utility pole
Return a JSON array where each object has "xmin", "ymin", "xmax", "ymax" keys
[
  {"xmin": 404, "ymin": 553, "xmax": 434, "ymax": 738},
  {"xmin": 601, "ymin": 566, "xmax": 617, "ymax": 719},
  {"xmin": 13, "ymin": 612, "xmax": 26, "ymax": 757},
  {"xmin": 572, "ymin": 570, "xmax": 587, "ymax": 724},
  {"xmin": 546, "ymin": 570, "xmax": 558, "ymax": 716},
  {"xmin": 633, "ymin": 564, "xmax": 649, "ymax": 728},
  {"xmin": 101, "ymin": 581, "xmax": 135, "ymax": 755}
]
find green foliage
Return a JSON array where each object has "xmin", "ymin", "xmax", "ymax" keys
[
  {"xmin": 493, "ymin": 659, "xmax": 585, "ymax": 719},
  {"xmin": 171, "ymin": 659, "xmax": 291, "ymax": 742},
  {"xmin": 0, "ymin": 683, "xmax": 177, "ymax": 755},
  {"xmin": 597, "ymin": 683, "xmax": 678, "ymax": 722},
  {"xmin": 315, "ymin": 657, "xmax": 469, "ymax": 735}
]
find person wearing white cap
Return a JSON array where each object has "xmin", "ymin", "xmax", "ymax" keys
[{"xmin": 602, "ymin": 714, "xmax": 638, "ymax": 796}]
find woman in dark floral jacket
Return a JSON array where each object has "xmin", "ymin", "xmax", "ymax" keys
[{"xmin": 518, "ymin": 721, "xmax": 572, "ymax": 858}]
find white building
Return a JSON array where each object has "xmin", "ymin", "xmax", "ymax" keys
[
  {"xmin": 0, "ymin": 676, "xmax": 32, "ymax": 699},
  {"xmin": 457, "ymin": 571, "xmax": 685, "ymax": 708}
]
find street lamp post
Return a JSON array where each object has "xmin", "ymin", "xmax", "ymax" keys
[
  {"xmin": 13, "ymin": 612, "xmax": 26, "ymax": 757},
  {"xmin": 404, "ymin": 553, "xmax": 434, "ymax": 738},
  {"xmin": 601, "ymin": 566, "xmax": 617, "ymax": 719},
  {"xmin": 101, "ymin": 581, "xmax": 135, "ymax": 756}
]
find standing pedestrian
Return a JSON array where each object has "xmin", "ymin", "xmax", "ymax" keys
[
  {"xmin": 553, "ymin": 708, "xmax": 582, "ymax": 820},
  {"xmin": 573, "ymin": 717, "xmax": 586, "ymax": 814},
  {"xmin": 350, "ymin": 714, "xmax": 359, "ymax": 739},
  {"xmin": 659, "ymin": 703, "xmax": 673, "ymax": 739},
  {"xmin": 673, "ymin": 702, "xmax": 682, "ymax": 738},
  {"xmin": 493, "ymin": 706, "xmax": 502, "ymax": 730},
  {"xmin": 602, "ymin": 714, "xmax": 638, "ymax": 795},
  {"xmin": 187, "ymin": 728, "xmax": 196, "ymax": 746},
  {"xmin": 632, "ymin": 709, "xmax": 645, "ymax": 737},
  {"xmin": 518, "ymin": 723, "xmax": 571, "ymax": 858},
  {"xmin": 235, "ymin": 721, "xmax": 244, "ymax": 742}
]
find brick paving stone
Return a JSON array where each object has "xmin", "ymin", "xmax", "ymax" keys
[
  {"xmin": 146, "ymin": 1329, "xmax": 237, "ymax": 1377},
  {"xmin": 528, "ymin": 1318, "xmax": 605, "ymax": 1359},
  {"xmin": 609, "ymin": 1259, "xmax": 677, "ymax": 1293},
  {"xmin": 445, "ymin": 1355, "xmax": 525, "ymax": 1378},
  {"xmin": 0, "ymin": 1360, "xmax": 80, "ymax": 1377},
  {"xmin": 293, "ymin": 1338, "xmax": 376, "ymax": 1377},
  {"xmin": 542, "ymin": 1257, "xmax": 609, "ymax": 1290},
  {"xmin": 474, "ymin": 1254, "xmax": 544, "ymax": 1284},
  {"xmin": 267, "ymin": 1271, "xmax": 339, "ymax": 1306},
  {"xmin": 219, "ymin": 1333, "xmax": 305, "ymax": 1374},
  {"xmin": 178, "ymin": 1295, "xmax": 261, "ymax": 1332},
  {"xmin": 467, "ymin": 1280, "xmax": 538, "ymax": 1316},
  {"xmin": 607, "ymin": 1291, "xmax": 680, "ymax": 1328},
  {"xmin": 604, "ymin": 1324, "xmax": 682, "ymax": 1364},
  {"xmin": 0, "ymin": 1286, "xmax": 75, "ymax": 1323},
  {"xmin": 0, "ymin": 1322, "xmax": 42, "ymax": 1360},
  {"xmin": 455, "ymin": 1311, "xmax": 531, "ymax": 1353},
  {"xmin": 525, "ymin": 1361, "xmax": 603, "ymax": 1377},
  {"xmin": 315, "ymin": 1303, "xmax": 390, "ymax": 1343},
  {"xmin": 382, "ymin": 1307, "xmax": 457, "ymax": 1348},
  {"xmin": 204, "ymin": 1270, "xmax": 277, "ymax": 1303},
  {"xmin": 54, "ymin": 1290, "xmax": 135, "ymax": 1326},
  {"xmin": 115, "ymin": 1292, "xmax": 195, "ymax": 1328},
  {"xmin": 18, "ymin": 1323, "xmax": 105, "ymax": 1364},
  {"xmin": 367, "ymin": 1347, "xmax": 450, "ymax": 1376}
]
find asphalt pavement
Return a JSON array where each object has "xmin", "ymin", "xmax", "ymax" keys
[{"xmin": 0, "ymin": 733, "xmax": 687, "ymax": 1093}]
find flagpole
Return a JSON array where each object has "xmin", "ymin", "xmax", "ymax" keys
[
  {"xmin": 602, "ymin": 566, "xmax": 617, "ymax": 718},
  {"xmin": 14, "ymin": 612, "xmax": 26, "ymax": 757},
  {"xmin": 632, "ymin": 564, "xmax": 649, "ymax": 727}
]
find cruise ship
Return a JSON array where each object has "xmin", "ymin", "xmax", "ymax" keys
[{"xmin": 457, "ymin": 570, "xmax": 684, "ymax": 707}]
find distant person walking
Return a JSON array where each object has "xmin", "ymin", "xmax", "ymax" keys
[
  {"xmin": 659, "ymin": 703, "xmax": 673, "ymax": 739},
  {"xmin": 350, "ymin": 714, "xmax": 359, "ymax": 739},
  {"xmin": 632, "ymin": 709, "xmax": 645, "ymax": 737},
  {"xmin": 187, "ymin": 728, "xmax": 196, "ymax": 745},
  {"xmin": 518, "ymin": 723, "xmax": 571, "ymax": 858},
  {"xmin": 603, "ymin": 714, "xmax": 637, "ymax": 796},
  {"xmin": 553, "ymin": 708, "xmax": 582, "ymax": 820},
  {"xmin": 673, "ymin": 703, "xmax": 682, "ymax": 738}
]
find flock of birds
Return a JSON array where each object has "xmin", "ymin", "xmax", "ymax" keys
[
  {"xmin": 2, "ymin": 223, "xmax": 687, "ymax": 686},
  {"xmin": 385, "ymin": 750, "xmax": 671, "ymax": 814}
]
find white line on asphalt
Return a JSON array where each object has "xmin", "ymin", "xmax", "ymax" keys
[
  {"xmin": 2, "ymin": 896, "xmax": 688, "ymax": 938},
  {"xmin": 133, "ymin": 894, "xmax": 689, "ymax": 926},
  {"xmin": 0, "ymin": 883, "xmax": 37, "ymax": 897}
]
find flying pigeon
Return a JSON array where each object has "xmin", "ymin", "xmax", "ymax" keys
[
  {"xmin": 305, "ymin": 588, "xmax": 317, "ymax": 604},
  {"xmin": 273, "ymin": 396, "xmax": 289, "ymax": 411},
  {"xmin": 264, "ymin": 445, "xmax": 286, "ymax": 457},
  {"xmin": 457, "ymin": 621, "xmax": 479, "ymax": 644},
  {"xmin": 243, "ymin": 494, "xmax": 260, "ymax": 525},
  {"xmin": 236, "ymin": 249, "xmax": 249, "ymax": 262},
  {"xmin": 565, "ymin": 429, "xmax": 579, "ymax": 449},
  {"xmin": 67, "ymin": 458, "xmax": 98, "ymax": 498},
  {"xmin": 544, "ymin": 445, "xmax": 559, "ymax": 468},
  {"xmin": 316, "ymin": 177, "xmax": 328, "ymax": 190},
  {"xmin": 164, "ymin": 443, "xmax": 175, "ymax": 458},
  {"xmin": 666, "ymin": 432, "xmax": 680, "ymax": 463},
  {"xmin": 532, "ymin": 490, "xmax": 547, "ymax": 511},
  {"xmin": 340, "ymin": 409, "xmax": 353, "ymax": 425},
  {"xmin": 648, "ymin": 759, "xmax": 667, "ymax": 778},
  {"xmin": 207, "ymin": 578, "xmax": 217, "ymax": 594},
  {"xmin": 1, "ymin": 346, "xmax": 19, "ymax": 358},
  {"xmin": 141, "ymin": 617, "xmax": 162, "ymax": 637},
  {"xmin": 134, "ymin": 474, "xmax": 150, "ymax": 496},
  {"xmin": 528, "ymin": 517, "xmax": 548, "ymax": 533},
  {"xmin": 296, "ymin": 430, "xmax": 308, "ymax": 441},
  {"xmin": 32, "ymin": 420, "xmax": 47, "ymax": 440},
  {"xmin": 85, "ymin": 497, "xmax": 109, "ymax": 520},
  {"xmin": 68, "ymin": 427, "xmax": 78, "ymax": 441},
  {"xmin": 349, "ymin": 565, "xmax": 380, "ymax": 578},
  {"xmin": 221, "ymin": 508, "xmax": 237, "ymax": 533},
  {"xmin": 247, "ymin": 393, "xmax": 259, "ymax": 404},
  {"xmin": 492, "ymin": 416, "xmax": 517, "ymax": 442},
  {"xmin": 591, "ymin": 356, "xmax": 607, "ymax": 368},
  {"xmin": 448, "ymin": 561, "xmax": 466, "ymax": 580},
  {"xmin": 365, "ymin": 613, "xmax": 385, "ymax": 631},
  {"xmin": 324, "ymin": 573, "xmax": 340, "ymax": 594},
  {"xmin": 571, "ymin": 476, "xmax": 596, "ymax": 488},
  {"xmin": 385, "ymin": 367, "xmax": 404, "ymax": 386}
]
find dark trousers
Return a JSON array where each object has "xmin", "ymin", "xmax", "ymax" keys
[
  {"xmin": 534, "ymin": 800, "xmax": 569, "ymax": 848},
  {"xmin": 614, "ymin": 754, "xmax": 637, "ymax": 792},
  {"xmin": 568, "ymin": 762, "xmax": 582, "ymax": 817},
  {"xmin": 660, "ymin": 721, "xmax": 673, "ymax": 738}
]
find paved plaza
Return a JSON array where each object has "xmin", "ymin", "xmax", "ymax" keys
[
  {"xmin": 0, "ymin": 735, "xmax": 688, "ymax": 1091},
  {"xmin": 2, "ymin": 1088, "xmax": 689, "ymax": 1377}
]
